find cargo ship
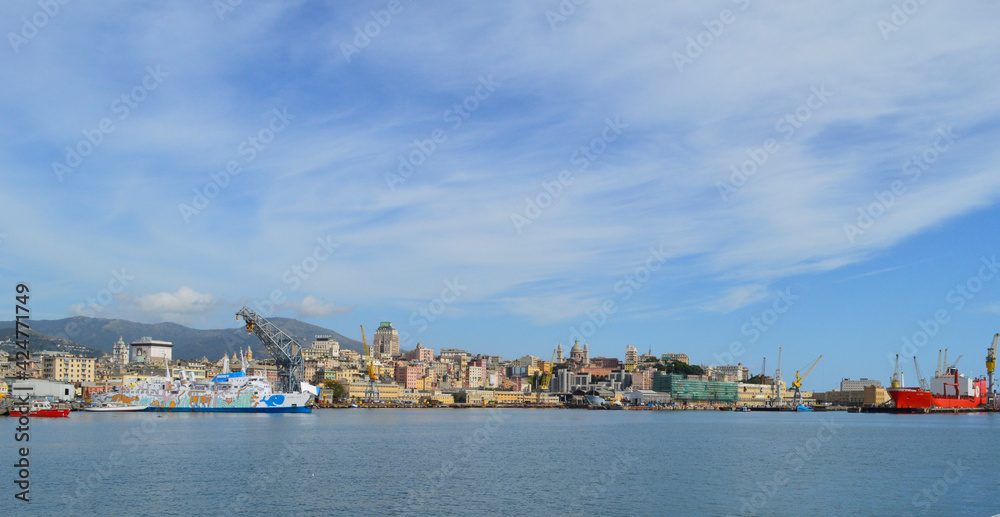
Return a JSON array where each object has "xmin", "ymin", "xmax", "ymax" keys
[
  {"xmin": 99, "ymin": 368, "xmax": 316, "ymax": 413},
  {"xmin": 887, "ymin": 366, "xmax": 988, "ymax": 409}
]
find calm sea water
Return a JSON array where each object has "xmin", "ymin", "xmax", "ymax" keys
[{"xmin": 2, "ymin": 409, "xmax": 999, "ymax": 516}]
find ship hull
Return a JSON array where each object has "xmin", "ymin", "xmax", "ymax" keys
[
  {"xmin": 887, "ymin": 387, "xmax": 984, "ymax": 409},
  {"xmin": 9, "ymin": 409, "xmax": 70, "ymax": 417},
  {"xmin": 144, "ymin": 405, "xmax": 311, "ymax": 413}
]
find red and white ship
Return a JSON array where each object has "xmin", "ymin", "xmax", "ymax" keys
[
  {"xmin": 888, "ymin": 366, "xmax": 988, "ymax": 409},
  {"xmin": 9, "ymin": 399, "xmax": 71, "ymax": 417}
]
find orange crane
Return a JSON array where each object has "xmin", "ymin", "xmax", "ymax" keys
[{"xmin": 360, "ymin": 325, "xmax": 379, "ymax": 403}]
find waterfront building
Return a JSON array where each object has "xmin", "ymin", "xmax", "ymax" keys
[
  {"xmin": 652, "ymin": 372, "xmax": 737, "ymax": 404},
  {"xmin": 737, "ymin": 381, "xmax": 794, "ymax": 406},
  {"xmin": 11, "ymin": 379, "xmax": 75, "ymax": 401},
  {"xmin": 622, "ymin": 389, "xmax": 671, "ymax": 405},
  {"xmin": 130, "ymin": 337, "xmax": 173, "ymax": 365},
  {"xmin": 373, "ymin": 322, "xmax": 400, "ymax": 356},
  {"xmin": 42, "ymin": 354, "xmax": 96, "ymax": 383}
]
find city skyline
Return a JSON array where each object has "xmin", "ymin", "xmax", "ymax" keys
[{"xmin": 3, "ymin": 3, "xmax": 1000, "ymax": 391}]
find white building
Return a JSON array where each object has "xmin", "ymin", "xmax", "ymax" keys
[
  {"xmin": 11, "ymin": 379, "xmax": 75, "ymax": 401},
  {"xmin": 112, "ymin": 336, "xmax": 129, "ymax": 366},
  {"xmin": 130, "ymin": 337, "xmax": 173, "ymax": 364}
]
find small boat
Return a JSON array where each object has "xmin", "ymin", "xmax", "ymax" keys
[
  {"xmin": 82, "ymin": 402, "xmax": 149, "ymax": 412},
  {"xmin": 9, "ymin": 399, "xmax": 71, "ymax": 417},
  {"xmin": 795, "ymin": 404, "xmax": 813, "ymax": 412}
]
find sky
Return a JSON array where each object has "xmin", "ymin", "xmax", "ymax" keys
[{"xmin": 2, "ymin": 1, "xmax": 1000, "ymax": 391}]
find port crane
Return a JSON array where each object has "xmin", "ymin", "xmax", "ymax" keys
[
  {"xmin": 538, "ymin": 348, "xmax": 558, "ymax": 391},
  {"xmin": 912, "ymin": 356, "xmax": 929, "ymax": 392},
  {"xmin": 791, "ymin": 355, "xmax": 822, "ymax": 407},
  {"xmin": 236, "ymin": 306, "xmax": 305, "ymax": 394},
  {"xmin": 987, "ymin": 333, "xmax": 998, "ymax": 407},
  {"xmin": 359, "ymin": 325, "xmax": 379, "ymax": 403}
]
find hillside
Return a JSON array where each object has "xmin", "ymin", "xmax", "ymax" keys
[
  {"xmin": 0, "ymin": 327, "xmax": 104, "ymax": 358},
  {"xmin": 0, "ymin": 316, "xmax": 362, "ymax": 361}
]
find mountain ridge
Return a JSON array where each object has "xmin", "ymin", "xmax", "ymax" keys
[{"xmin": 0, "ymin": 316, "xmax": 363, "ymax": 360}]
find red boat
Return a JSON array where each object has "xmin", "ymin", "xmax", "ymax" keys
[
  {"xmin": 9, "ymin": 399, "xmax": 71, "ymax": 417},
  {"xmin": 888, "ymin": 367, "xmax": 988, "ymax": 409}
]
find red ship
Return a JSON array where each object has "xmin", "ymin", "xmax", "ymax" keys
[
  {"xmin": 8, "ymin": 399, "xmax": 70, "ymax": 417},
  {"xmin": 888, "ymin": 366, "xmax": 988, "ymax": 409}
]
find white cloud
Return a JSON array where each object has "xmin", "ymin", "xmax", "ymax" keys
[
  {"xmin": 133, "ymin": 286, "xmax": 218, "ymax": 321},
  {"xmin": 290, "ymin": 296, "xmax": 352, "ymax": 319}
]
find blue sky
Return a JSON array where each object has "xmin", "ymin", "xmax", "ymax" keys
[{"xmin": 2, "ymin": 1, "xmax": 1000, "ymax": 390}]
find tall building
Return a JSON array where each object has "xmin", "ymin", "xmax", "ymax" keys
[
  {"xmin": 583, "ymin": 343, "xmax": 589, "ymax": 365},
  {"xmin": 556, "ymin": 343, "xmax": 563, "ymax": 363},
  {"xmin": 112, "ymin": 336, "xmax": 128, "ymax": 366},
  {"xmin": 373, "ymin": 322, "xmax": 399, "ymax": 356},
  {"xmin": 625, "ymin": 345, "xmax": 638, "ymax": 371}
]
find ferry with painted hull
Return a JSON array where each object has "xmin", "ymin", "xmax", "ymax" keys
[
  {"xmin": 887, "ymin": 367, "xmax": 988, "ymax": 409},
  {"xmin": 99, "ymin": 370, "xmax": 316, "ymax": 413}
]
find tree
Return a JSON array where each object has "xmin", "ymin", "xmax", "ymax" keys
[{"xmin": 323, "ymin": 379, "xmax": 347, "ymax": 401}]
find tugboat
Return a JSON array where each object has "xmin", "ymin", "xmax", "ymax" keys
[{"xmin": 9, "ymin": 399, "xmax": 71, "ymax": 417}]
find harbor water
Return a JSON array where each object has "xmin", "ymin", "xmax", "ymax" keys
[{"xmin": 3, "ymin": 409, "xmax": 999, "ymax": 516}]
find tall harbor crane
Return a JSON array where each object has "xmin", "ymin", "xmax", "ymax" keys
[
  {"xmin": 236, "ymin": 306, "xmax": 305, "ymax": 394},
  {"xmin": 539, "ymin": 348, "xmax": 558, "ymax": 391},
  {"xmin": 913, "ymin": 356, "xmax": 929, "ymax": 392},
  {"xmin": 987, "ymin": 333, "xmax": 998, "ymax": 407},
  {"xmin": 359, "ymin": 325, "xmax": 379, "ymax": 403},
  {"xmin": 791, "ymin": 355, "xmax": 822, "ymax": 407}
]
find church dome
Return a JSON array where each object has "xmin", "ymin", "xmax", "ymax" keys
[{"xmin": 570, "ymin": 343, "xmax": 583, "ymax": 355}]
